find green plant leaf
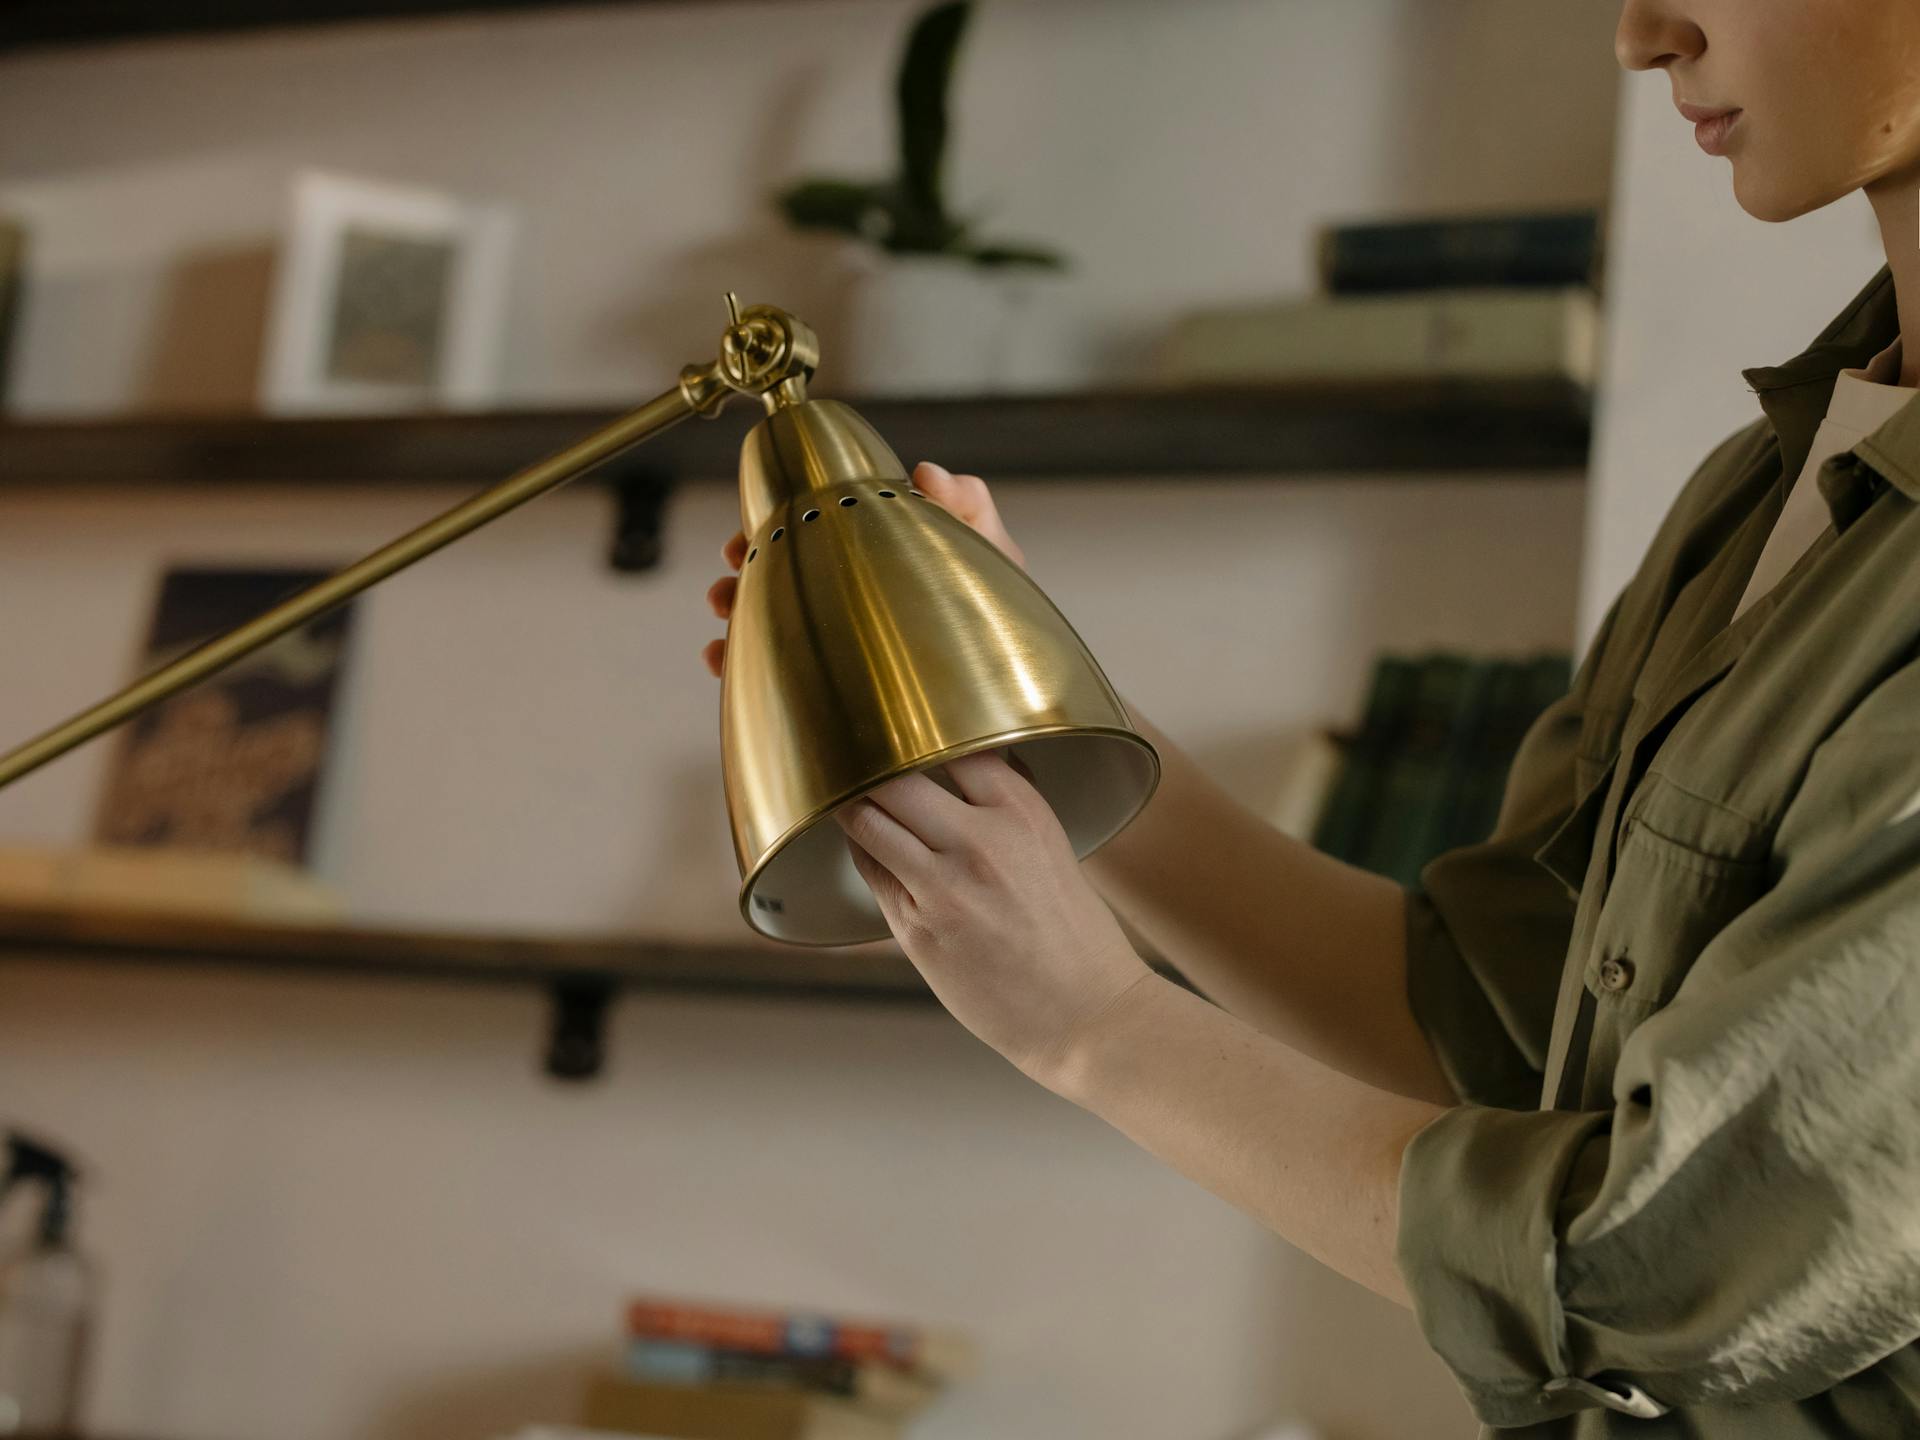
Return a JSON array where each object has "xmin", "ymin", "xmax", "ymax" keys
[
  {"xmin": 881, "ymin": 194, "xmax": 969, "ymax": 253},
  {"xmin": 776, "ymin": 179, "xmax": 892, "ymax": 238},
  {"xmin": 966, "ymin": 241, "xmax": 1069, "ymax": 270},
  {"xmin": 775, "ymin": 0, "xmax": 1074, "ymax": 271},
  {"xmin": 897, "ymin": 0, "xmax": 971, "ymax": 221}
]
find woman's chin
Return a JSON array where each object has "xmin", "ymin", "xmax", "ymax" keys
[{"xmin": 1730, "ymin": 168, "xmax": 1850, "ymax": 225}]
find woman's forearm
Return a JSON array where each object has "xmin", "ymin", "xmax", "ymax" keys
[
  {"xmin": 1086, "ymin": 702, "xmax": 1455, "ymax": 1105},
  {"xmin": 1041, "ymin": 969, "xmax": 1445, "ymax": 1305}
]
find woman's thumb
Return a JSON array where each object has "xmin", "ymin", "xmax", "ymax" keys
[{"xmin": 913, "ymin": 460, "xmax": 957, "ymax": 493}]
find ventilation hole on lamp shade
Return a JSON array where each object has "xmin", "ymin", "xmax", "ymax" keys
[
  {"xmin": 771, "ymin": 527, "xmax": 785, "ymax": 541},
  {"xmin": 747, "ymin": 547, "xmax": 758, "ymax": 562},
  {"xmin": 803, "ymin": 509, "xmax": 821, "ymax": 522},
  {"xmin": 839, "ymin": 496, "xmax": 859, "ymax": 507},
  {"xmin": 877, "ymin": 489, "xmax": 897, "ymax": 498}
]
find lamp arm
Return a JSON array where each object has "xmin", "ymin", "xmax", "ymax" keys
[{"xmin": 0, "ymin": 294, "xmax": 814, "ymax": 798}]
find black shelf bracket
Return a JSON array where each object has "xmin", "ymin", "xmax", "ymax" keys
[
  {"xmin": 544, "ymin": 974, "xmax": 617, "ymax": 1081},
  {"xmin": 606, "ymin": 465, "xmax": 676, "ymax": 573}
]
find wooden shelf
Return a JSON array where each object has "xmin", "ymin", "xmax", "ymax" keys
[
  {"xmin": 1, "ymin": 0, "xmax": 750, "ymax": 52},
  {"xmin": 0, "ymin": 904, "xmax": 1194, "ymax": 997},
  {"xmin": 0, "ymin": 905, "xmax": 937, "ymax": 1002},
  {"xmin": 0, "ymin": 904, "xmax": 1207, "ymax": 1078},
  {"xmin": 0, "ymin": 380, "xmax": 1591, "ymax": 488}
]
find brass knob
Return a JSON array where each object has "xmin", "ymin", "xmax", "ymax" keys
[{"xmin": 716, "ymin": 292, "xmax": 819, "ymax": 400}]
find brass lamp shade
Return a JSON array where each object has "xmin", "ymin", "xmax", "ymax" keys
[{"xmin": 722, "ymin": 397, "xmax": 1160, "ymax": 945}]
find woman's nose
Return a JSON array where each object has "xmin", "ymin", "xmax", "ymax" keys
[{"xmin": 1615, "ymin": 0, "xmax": 1707, "ymax": 72}]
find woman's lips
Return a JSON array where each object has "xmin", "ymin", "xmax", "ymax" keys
[{"xmin": 1678, "ymin": 102, "xmax": 1743, "ymax": 156}]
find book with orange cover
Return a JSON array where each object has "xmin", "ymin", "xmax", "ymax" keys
[{"xmin": 623, "ymin": 1297, "xmax": 975, "ymax": 1383}]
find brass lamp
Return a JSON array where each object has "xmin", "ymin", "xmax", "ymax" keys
[{"xmin": 0, "ymin": 299, "xmax": 1160, "ymax": 946}]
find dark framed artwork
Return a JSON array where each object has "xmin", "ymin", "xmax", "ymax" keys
[{"xmin": 94, "ymin": 567, "xmax": 358, "ymax": 866}]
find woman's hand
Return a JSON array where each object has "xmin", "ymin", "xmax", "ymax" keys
[
  {"xmin": 833, "ymin": 749, "xmax": 1153, "ymax": 1086},
  {"xmin": 701, "ymin": 461, "xmax": 1027, "ymax": 677},
  {"xmin": 698, "ymin": 461, "xmax": 1120, "ymax": 1079}
]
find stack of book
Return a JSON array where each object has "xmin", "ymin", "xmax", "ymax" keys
[
  {"xmin": 1290, "ymin": 651, "xmax": 1572, "ymax": 891},
  {"xmin": 579, "ymin": 1295, "xmax": 975, "ymax": 1440},
  {"xmin": 1160, "ymin": 209, "xmax": 1603, "ymax": 389}
]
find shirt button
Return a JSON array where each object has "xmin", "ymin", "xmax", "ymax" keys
[{"xmin": 1598, "ymin": 956, "xmax": 1635, "ymax": 992}]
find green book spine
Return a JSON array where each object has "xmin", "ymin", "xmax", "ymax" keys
[
  {"xmin": 1418, "ymin": 657, "xmax": 1502, "ymax": 866},
  {"xmin": 1312, "ymin": 657, "xmax": 1419, "ymax": 865},
  {"xmin": 1359, "ymin": 654, "xmax": 1478, "ymax": 887}
]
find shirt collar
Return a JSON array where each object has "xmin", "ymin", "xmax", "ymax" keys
[{"xmin": 1740, "ymin": 265, "xmax": 1920, "ymax": 526}]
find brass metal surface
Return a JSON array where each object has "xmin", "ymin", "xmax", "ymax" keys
[{"xmin": 722, "ymin": 399, "xmax": 1158, "ymax": 944}]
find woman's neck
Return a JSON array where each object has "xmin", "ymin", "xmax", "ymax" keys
[{"xmin": 1866, "ymin": 167, "xmax": 1920, "ymax": 388}]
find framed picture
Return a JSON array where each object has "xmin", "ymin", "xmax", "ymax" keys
[
  {"xmin": 94, "ymin": 566, "xmax": 359, "ymax": 867},
  {"xmin": 260, "ymin": 170, "xmax": 514, "ymax": 414}
]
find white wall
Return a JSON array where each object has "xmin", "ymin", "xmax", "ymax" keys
[
  {"xmin": 0, "ymin": 0, "xmax": 1623, "ymax": 413},
  {"xmin": 0, "ymin": 4, "xmax": 1621, "ymax": 1438},
  {"xmin": 2, "ymin": 956, "xmax": 1396, "ymax": 1440},
  {"xmin": 1579, "ymin": 66, "xmax": 1888, "ymax": 645}
]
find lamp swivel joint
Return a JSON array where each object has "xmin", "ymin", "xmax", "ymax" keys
[{"xmin": 711, "ymin": 293, "xmax": 820, "ymax": 414}]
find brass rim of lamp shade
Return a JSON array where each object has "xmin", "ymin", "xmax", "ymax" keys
[{"xmin": 737, "ymin": 723, "xmax": 1162, "ymax": 947}]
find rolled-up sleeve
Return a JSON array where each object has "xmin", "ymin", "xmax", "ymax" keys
[{"xmin": 1396, "ymin": 691, "xmax": 1920, "ymax": 1427}]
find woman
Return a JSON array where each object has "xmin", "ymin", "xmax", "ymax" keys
[{"xmin": 702, "ymin": 3, "xmax": 1920, "ymax": 1433}]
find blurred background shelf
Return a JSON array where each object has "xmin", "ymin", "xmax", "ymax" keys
[
  {"xmin": 0, "ymin": 380, "xmax": 1592, "ymax": 487},
  {"xmin": 0, "ymin": 904, "xmax": 938, "ymax": 1002},
  {"xmin": 0, "ymin": 0, "xmax": 763, "ymax": 52}
]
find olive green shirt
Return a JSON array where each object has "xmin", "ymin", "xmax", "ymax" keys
[{"xmin": 1396, "ymin": 265, "xmax": 1920, "ymax": 1436}]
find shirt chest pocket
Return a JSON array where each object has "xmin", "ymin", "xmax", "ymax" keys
[{"xmin": 1585, "ymin": 775, "xmax": 1774, "ymax": 1019}]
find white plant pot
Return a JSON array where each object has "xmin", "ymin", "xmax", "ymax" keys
[
  {"xmin": 839, "ymin": 254, "xmax": 1087, "ymax": 397},
  {"xmin": 841, "ymin": 254, "xmax": 1010, "ymax": 396}
]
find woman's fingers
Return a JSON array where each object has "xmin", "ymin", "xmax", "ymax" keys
[
  {"xmin": 858, "ymin": 769, "xmax": 973, "ymax": 851},
  {"xmin": 704, "ymin": 574, "xmax": 735, "ymax": 677},
  {"xmin": 834, "ymin": 796, "xmax": 933, "ymax": 891},
  {"xmin": 843, "ymin": 830, "xmax": 886, "ymax": 886},
  {"xmin": 702, "ymin": 533, "xmax": 749, "ymax": 678},
  {"xmin": 942, "ymin": 749, "xmax": 1031, "ymax": 808},
  {"xmin": 912, "ymin": 461, "xmax": 982, "ymax": 521}
]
